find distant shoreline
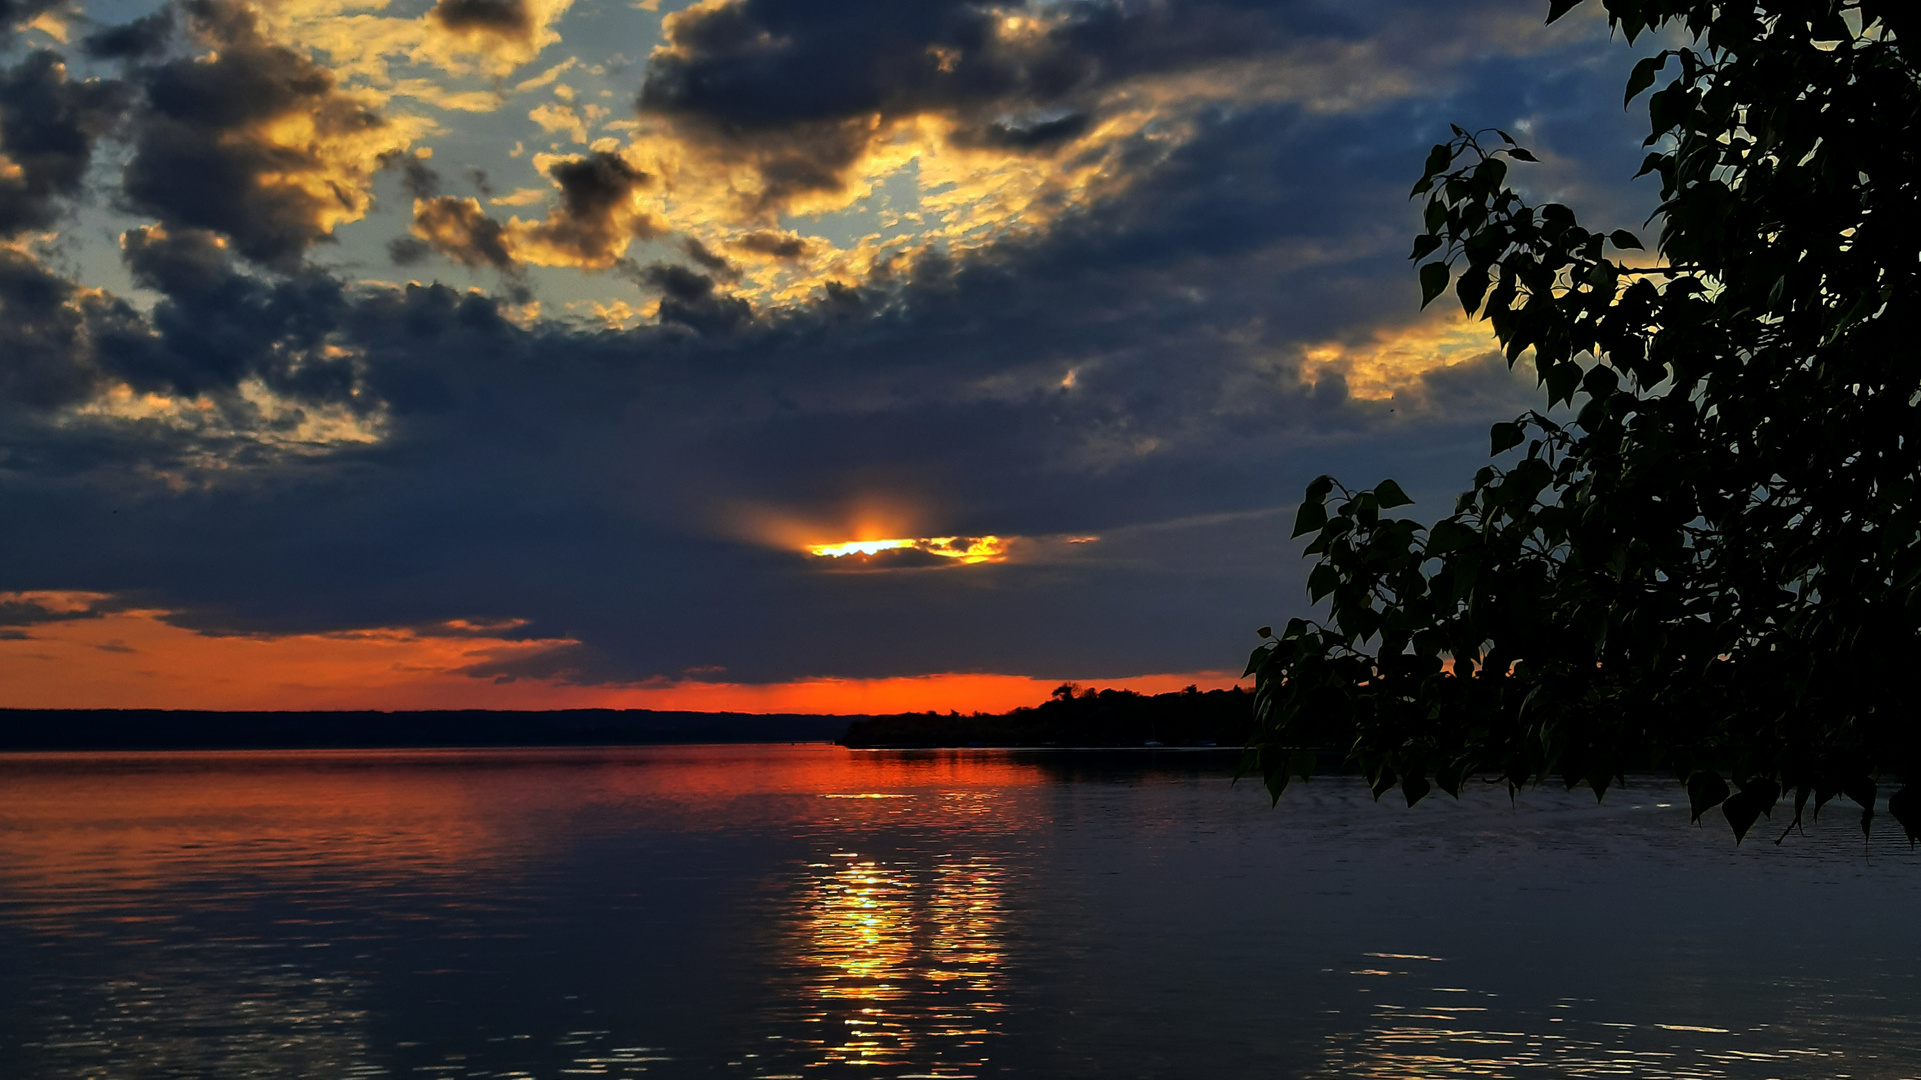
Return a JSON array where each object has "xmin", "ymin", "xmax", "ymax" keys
[
  {"xmin": 0, "ymin": 686, "xmax": 1271, "ymax": 753},
  {"xmin": 0, "ymin": 708, "xmax": 858, "ymax": 752}
]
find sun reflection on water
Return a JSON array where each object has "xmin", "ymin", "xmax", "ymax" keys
[{"xmin": 772, "ymin": 829, "xmax": 1009, "ymax": 1073}]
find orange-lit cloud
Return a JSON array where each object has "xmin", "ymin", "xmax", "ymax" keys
[
  {"xmin": 809, "ymin": 536, "xmax": 1007, "ymax": 565},
  {"xmin": 717, "ymin": 499, "xmax": 1100, "ymax": 570},
  {"xmin": 0, "ymin": 592, "xmax": 1233, "ymax": 713},
  {"xmin": 1298, "ymin": 308, "xmax": 1505, "ymax": 400}
]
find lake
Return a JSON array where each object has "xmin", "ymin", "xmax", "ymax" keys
[{"xmin": 1, "ymin": 745, "xmax": 1916, "ymax": 1078}]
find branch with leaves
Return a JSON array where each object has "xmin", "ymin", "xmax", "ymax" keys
[{"xmin": 1249, "ymin": 0, "xmax": 1920, "ymax": 844}]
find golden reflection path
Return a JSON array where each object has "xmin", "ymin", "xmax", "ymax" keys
[{"xmin": 765, "ymin": 788, "xmax": 1022, "ymax": 1076}]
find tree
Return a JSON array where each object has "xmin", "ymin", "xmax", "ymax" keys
[{"xmin": 1246, "ymin": 0, "xmax": 1920, "ymax": 843}]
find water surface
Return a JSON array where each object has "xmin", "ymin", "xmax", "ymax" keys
[{"xmin": 1, "ymin": 745, "xmax": 1916, "ymax": 1078}]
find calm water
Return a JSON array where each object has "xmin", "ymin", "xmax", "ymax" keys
[{"xmin": 1, "ymin": 745, "xmax": 1917, "ymax": 1079}]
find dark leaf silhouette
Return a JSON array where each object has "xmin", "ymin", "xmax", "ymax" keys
[{"xmin": 1248, "ymin": 0, "xmax": 1921, "ymax": 844}]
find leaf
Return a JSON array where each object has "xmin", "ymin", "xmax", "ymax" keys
[
  {"xmin": 1490, "ymin": 421, "xmax": 1525, "ymax": 455},
  {"xmin": 1543, "ymin": 360, "xmax": 1582, "ymax": 407},
  {"xmin": 1723, "ymin": 789, "xmax": 1763, "ymax": 843},
  {"xmin": 1426, "ymin": 519, "xmax": 1473, "ymax": 554},
  {"xmin": 1410, "ymin": 233, "xmax": 1444, "ymax": 261},
  {"xmin": 1687, "ymin": 771, "xmax": 1729, "ymax": 824},
  {"xmin": 1420, "ymin": 261, "xmax": 1450, "ymax": 308},
  {"xmin": 1307, "ymin": 563, "xmax": 1339, "ymax": 602},
  {"xmin": 1264, "ymin": 769, "xmax": 1291, "ymax": 803},
  {"xmin": 1456, "ymin": 265, "xmax": 1490, "ymax": 315},
  {"xmin": 1545, "ymin": 0, "xmax": 1584, "ymax": 23},
  {"xmin": 1293, "ymin": 499, "xmax": 1329, "ymax": 538},
  {"xmin": 1846, "ymin": 777, "xmax": 1877, "ymax": 839},
  {"xmin": 1370, "ymin": 767, "xmax": 1399, "ymax": 801},
  {"xmin": 1243, "ymin": 645, "xmax": 1273, "ymax": 678},
  {"xmin": 1422, "ymin": 143, "xmax": 1452, "ymax": 181},
  {"xmin": 1506, "ymin": 146, "xmax": 1539, "ymax": 163},
  {"xmin": 1624, "ymin": 53, "xmax": 1664, "ymax": 107},
  {"xmin": 1402, "ymin": 772, "xmax": 1431, "ymax": 807},
  {"xmin": 1608, "ymin": 229, "xmax": 1644, "ymax": 251},
  {"xmin": 1374, "ymin": 479, "xmax": 1414, "ymax": 508}
]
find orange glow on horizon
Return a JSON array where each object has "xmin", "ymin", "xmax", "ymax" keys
[{"xmin": 0, "ymin": 594, "xmax": 1239, "ymax": 714}]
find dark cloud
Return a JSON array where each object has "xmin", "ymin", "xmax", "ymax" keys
[
  {"xmin": 955, "ymin": 111, "xmax": 1091, "ymax": 151},
  {"xmin": 0, "ymin": 594, "xmax": 107, "ymax": 627},
  {"xmin": 402, "ymin": 153, "xmax": 653, "ymax": 271},
  {"xmin": 733, "ymin": 230, "xmax": 809, "ymax": 260},
  {"xmin": 120, "ymin": 0, "xmax": 400, "ymax": 268},
  {"xmin": 81, "ymin": 9, "xmax": 177, "ymax": 60},
  {"xmin": 409, "ymin": 195, "xmax": 515, "ymax": 270},
  {"xmin": 637, "ymin": 261, "xmax": 751, "ymax": 335},
  {"xmin": 535, "ymin": 151, "xmax": 654, "ymax": 265},
  {"xmin": 104, "ymin": 224, "xmax": 361, "ymax": 404},
  {"xmin": 0, "ymin": 248, "xmax": 102, "ymax": 409},
  {"xmin": 634, "ymin": 0, "xmax": 1288, "ymax": 210},
  {"xmin": 428, "ymin": 0, "xmax": 533, "ymax": 39},
  {"xmin": 0, "ymin": 50, "xmax": 129, "ymax": 238},
  {"xmin": 0, "ymin": 4, "xmax": 1657, "ymax": 688},
  {"xmin": 682, "ymin": 237, "xmax": 735, "ymax": 275},
  {"xmin": 393, "ymin": 154, "xmax": 441, "ymax": 198},
  {"xmin": 387, "ymin": 235, "xmax": 433, "ymax": 266}
]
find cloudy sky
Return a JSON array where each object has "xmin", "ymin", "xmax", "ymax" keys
[{"xmin": 0, "ymin": 0, "xmax": 1657, "ymax": 711}]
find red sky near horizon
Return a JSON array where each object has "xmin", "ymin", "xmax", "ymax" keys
[{"xmin": 0, "ymin": 592, "xmax": 1241, "ymax": 713}]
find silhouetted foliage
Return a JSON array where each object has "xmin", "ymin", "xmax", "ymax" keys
[
  {"xmin": 839, "ymin": 685, "xmax": 1264, "ymax": 749},
  {"xmin": 1249, "ymin": 0, "xmax": 1921, "ymax": 844}
]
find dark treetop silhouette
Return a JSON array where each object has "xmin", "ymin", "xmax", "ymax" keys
[{"xmin": 1247, "ymin": 0, "xmax": 1920, "ymax": 843}]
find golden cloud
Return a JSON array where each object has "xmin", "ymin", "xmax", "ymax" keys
[
  {"xmin": 253, "ymin": 0, "xmax": 574, "ymax": 86},
  {"xmin": 1299, "ymin": 310, "xmax": 1506, "ymax": 400}
]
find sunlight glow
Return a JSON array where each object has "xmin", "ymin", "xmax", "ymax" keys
[{"xmin": 808, "ymin": 536, "xmax": 1008, "ymax": 564}]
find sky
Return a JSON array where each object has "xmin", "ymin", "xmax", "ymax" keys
[{"xmin": 0, "ymin": 0, "xmax": 1661, "ymax": 712}]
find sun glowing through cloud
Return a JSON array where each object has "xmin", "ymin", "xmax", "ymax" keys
[{"xmin": 808, "ymin": 536, "xmax": 1008, "ymax": 564}]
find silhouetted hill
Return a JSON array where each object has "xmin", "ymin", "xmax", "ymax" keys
[{"xmin": 0, "ymin": 709, "xmax": 854, "ymax": 751}]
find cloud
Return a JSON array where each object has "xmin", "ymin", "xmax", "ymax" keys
[
  {"xmin": 586, "ymin": 0, "xmax": 1607, "ymax": 314},
  {"xmin": 635, "ymin": 260, "xmax": 749, "ymax": 333},
  {"xmin": 0, "ymin": 590, "xmax": 113, "ymax": 628},
  {"xmin": 0, "ymin": 0, "xmax": 1657, "ymax": 693},
  {"xmin": 0, "ymin": 247, "xmax": 105, "ymax": 409},
  {"xmin": 119, "ymin": 0, "xmax": 429, "ymax": 268},
  {"xmin": 79, "ymin": 8, "xmax": 176, "ymax": 59},
  {"xmin": 522, "ymin": 150, "xmax": 655, "ymax": 265},
  {"xmin": 0, "ymin": 0, "xmax": 63, "ymax": 33},
  {"xmin": 407, "ymin": 195, "xmax": 515, "ymax": 269},
  {"xmin": 0, "ymin": 50, "xmax": 130, "ymax": 239},
  {"xmin": 251, "ymin": 0, "xmax": 575, "ymax": 85},
  {"xmin": 406, "ymin": 150, "xmax": 656, "ymax": 270},
  {"xmin": 427, "ymin": 0, "xmax": 535, "ymax": 39}
]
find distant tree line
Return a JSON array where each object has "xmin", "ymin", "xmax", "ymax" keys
[{"xmin": 838, "ymin": 684, "xmax": 1277, "ymax": 749}]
